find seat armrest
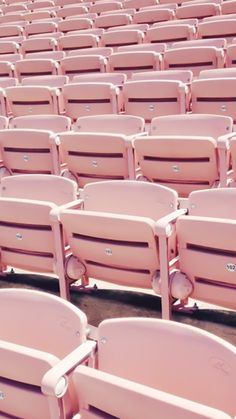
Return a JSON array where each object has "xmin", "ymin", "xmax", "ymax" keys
[
  {"xmin": 41, "ymin": 340, "xmax": 96, "ymax": 397},
  {"xmin": 155, "ymin": 209, "xmax": 187, "ymax": 237}
]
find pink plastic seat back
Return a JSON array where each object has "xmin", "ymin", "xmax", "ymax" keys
[
  {"xmin": 5, "ymin": 85, "xmax": 60, "ymax": 116},
  {"xmin": 11, "ymin": 114, "xmax": 71, "ymax": 132},
  {"xmin": 82, "ymin": 180, "xmax": 178, "ymax": 218},
  {"xmin": 59, "ymin": 132, "xmax": 135, "ymax": 187},
  {"xmin": 75, "ymin": 364, "xmax": 232, "ymax": 419},
  {"xmin": 109, "ymin": 51, "xmax": 162, "ymax": 78},
  {"xmin": 123, "ymin": 79, "xmax": 188, "ymax": 122},
  {"xmin": 176, "ymin": 188, "xmax": 236, "ymax": 309},
  {"xmin": 0, "ymin": 129, "xmax": 61, "ymax": 175},
  {"xmin": 59, "ymin": 181, "xmax": 177, "ymax": 288},
  {"xmin": 150, "ymin": 114, "xmax": 233, "ymax": 137},
  {"xmin": 191, "ymin": 78, "xmax": 236, "ymax": 123},
  {"xmin": 146, "ymin": 24, "xmax": 196, "ymax": 44},
  {"xmin": 97, "ymin": 318, "xmax": 236, "ymax": 417},
  {"xmin": 60, "ymin": 55, "xmax": 107, "ymax": 79},
  {"xmin": 62, "ymin": 82, "xmax": 120, "ymax": 120},
  {"xmin": 75, "ymin": 114, "xmax": 145, "ymax": 135},
  {"xmin": 134, "ymin": 135, "xmax": 219, "ymax": 197},
  {"xmin": 198, "ymin": 19, "xmax": 236, "ymax": 43},
  {"xmin": 163, "ymin": 46, "xmax": 224, "ymax": 77},
  {"xmin": 0, "ymin": 174, "xmax": 77, "ymax": 205},
  {"xmin": 0, "ymin": 288, "xmax": 87, "ymax": 419}
]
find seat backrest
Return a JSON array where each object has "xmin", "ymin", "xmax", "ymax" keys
[
  {"xmin": 198, "ymin": 19, "xmax": 236, "ymax": 42},
  {"xmin": 21, "ymin": 74, "xmax": 69, "ymax": 88},
  {"xmin": 0, "ymin": 288, "xmax": 87, "ymax": 419},
  {"xmin": 118, "ymin": 42, "xmax": 166, "ymax": 53},
  {"xmin": 0, "ymin": 174, "xmax": 77, "ymax": 205},
  {"xmin": 123, "ymin": 79, "xmax": 187, "ymax": 121},
  {"xmin": 97, "ymin": 317, "xmax": 236, "ymax": 417},
  {"xmin": 191, "ymin": 78, "xmax": 236, "ymax": 123},
  {"xmin": 150, "ymin": 114, "xmax": 233, "ymax": 137},
  {"xmin": 60, "ymin": 55, "xmax": 107, "ymax": 79},
  {"xmin": 175, "ymin": 2, "xmax": 220, "ymax": 19},
  {"xmin": 83, "ymin": 180, "xmax": 178, "ymax": 219},
  {"xmin": 199, "ymin": 67, "xmax": 236, "ymax": 79},
  {"xmin": 0, "ymin": 129, "xmax": 61, "ymax": 175},
  {"xmin": 0, "ymin": 288, "xmax": 87, "ymax": 357},
  {"xmin": 132, "ymin": 69, "xmax": 193, "ymax": 83},
  {"xmin": 5, "ymin": 85, "xmax": 59, "ymax": 116},
  {"xmin": 109, "ymin": 51, "xmax": 162, "ymax": 78},
  {"xmin": 62, "ymin": 82, "xmax": 120, "ymax": 120},
  {"xmin": 75, "ymin": 114, "xmax": 145, "ymax": 135},
  {"xmin": 188, "ymin": 188, "xmax": 236, "ymax": 219},
  {"xmin": 75, "ymin": 364, "xmax": 231, "ymax": 419},
  {"xmin": 171, "ymin": 37, "xmax": 226, "ymax": 49},
  {"xmin": 146, "ymin": 24, "xmax": 196, "ymax": 44},
  {"xmin": 72, "ymin": 72, "xmax": 127, "ymax": 86},
  {"xmin": 164, "ymin": 46, "xmax": 224, "ymax": 77},
  {"xmin": 11, "ymin": 114, "xmax": 71, "ymax": 132}
]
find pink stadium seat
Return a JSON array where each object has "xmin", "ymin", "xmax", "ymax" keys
[
  {"xmin": 198, "ymin": 19, "xmax": 236, "ymax": 43},
  {"xmin": 221, "ymin": 0, "xmax": 236, "ymax": 14},
  {"xmin": 25, "ymin": 50, "xmax": 66, "ymax": 60},
  {"xmin": 0, "ymin": 128, "xmax": 61, "ymax": 178},
  {"xmin": 72, "ymin": 72, "xmax": 127, "ymax": 86},
  {"xmin": 56, "ymin": 5, "xmax": 89, "ymax": 19},
  {"xmin": 75, "ymin": 114, "xmax": 145, "ymax": 135},
  {"xmin": 0, "ymin": 40, "xmax": 20, "ymax": 55},
  {"xmin": 26, "ymin": 0, "xmax": 55, "ymax": 11},
  {"xmin": 62, "ymin": 82, "xmax": 121, "ymax": 120},
  {"xmin": 21, "ymin": 74, "xmax": 69, "ymax": 88},
  {"xmin": 134, "ymin": 114, "xmax": 232, "ymax": 197},
  {"xmin": 0, "ymin": 14, "xmax": 25, "ymax": 24},
  {"xmin": 225, "ymin": 44, "xmax": 236, "ymax": 68},
  {"xmin": 0, "ymin": 61, "xmax": 15, "ymax": 78},
  {"xmin": 94, "ymin": 12, "xmax": 132, "ymax": 29},
  {"xmin": 191, "ymin": 78, "xmax": 236, "ymax": 123},
  {"xmin": 228, "ymin": 136, "xmax": 236, "ymax": 187},
  {"xmin": 0, "ymin": 115, "xmax": 8, "ymax": 129},
  {"xmin": 133, "ymin": 7, "xmax": 175, "ymax": 24},
  {"xmin": 68, "ymin": 46, "xmax": 113, "ymax": 58},
  {"xmin": 21, "ymin": 37, "xmax": 57, "ymax": 55},
  {"xmin": 101, "ymin": 29, "xmax": 144, "ymax": 49},
  {"xmin": 58, "ymin": 17, "xmax": 93, "ymax": 34},
  {"xmin": 60, "ymin": 54, "xmax": 108, "ymax": 79},
  {"xmin": 108, "ymin": 51, "xmax": 162, "ymax": 78},
  {"xmin": 89, "ymin": 1, "xmax": 123, "ymax": 15},
  {"xmin": 0, "ymin": 25, "xmax": 24, "ymax": 39},
  {"xmin": 154, "ymin": 17, "xmax": 198, "ymax": 27},
  {"xmin": 108, "ymin": 22, "xmax": 149, "ymax": 32},
  {"xmin": 123, "ymin": 79, "xmax": 188, "ymax": 123},
  {"xmin": 131, "ymin": 69, "xmax": 193, "ymax": 83},
  {"xmin": 2, "ymin": 3, "xmax": 27, "ymax": 13},
  {"xmin": 11, "ymin": 114, "xmax": 71, "ymax": 132},
  {"xmin": 59, "ymin": 131, "xmax": 136, "ymax": 187},
  {"xmin": 23, "ymin": 11, "xmax": 55, "ymax": 22},
  {"xmin": 0, "ymin": 77, "xmax": 17, "ymax": 88},
  {"xmin": 24, "ymin": 21, "xmax": 57, "ymax": 37},
  {"xmin": 5, "ymin": 85, "xmax": 60, "ymax": 116},
  {"xmin": 118, "ymin": 42, "xmax": 166, "ymax": 53},
  {"xmin": 123, "ymin": 0, "xmax": 158, "ymax": 10},
  {"xmin": 163, "ymin": 46, "xmax": 224, "ymax": 77},
  {"xmin": 199, "ymin": 67, "xmax": 236, "ymax": 78},
  {"xmin": 0, "ymin": 288, "xmax": 91, "ymax": 418},
  {"xmin": 58, "ymin": 33, "xmax": 99, "ymax": 52},
  {"xmin": 176, "ymin": 2, "xmax": 220, "ymax": 19},
  {"xmin": 146, "ymin": 23, "xmax": 196, "ymax": 44},
  {"xmin": 58, "ymin": 180, "xmax": 179, "ymax": 291},
  {"xmin": 14, "ymin": 58, "xmax": 59, "ymax": 82},
  {"xmin": 171, "ymin": 37, "xmax": 226, "ymax": 49},
  {"xmin": 74, "ymin": 318, "xmax": 236, "ymax": 418},
  {"xmin": 158, "ymin": 188, "xmax": 236, "ymax": 319}
]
